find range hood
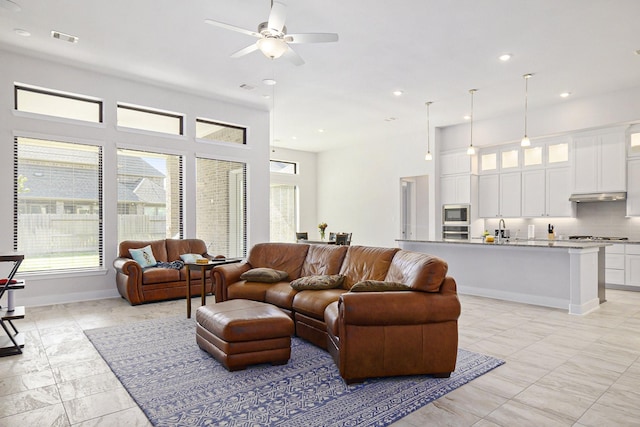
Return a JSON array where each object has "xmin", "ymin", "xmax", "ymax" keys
[{"xmin": 568, "ymin": 192, "xmax": 627, "ymax": 202}]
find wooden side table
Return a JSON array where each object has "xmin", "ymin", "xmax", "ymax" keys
[{"xmin": 185, "ymin": 258, "xmax": 243, "ymax": 318}]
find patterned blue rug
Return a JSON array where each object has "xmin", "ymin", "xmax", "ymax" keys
[{"xmin": 85, "ymin": 316, "xmax": 504, "ymax": 427}]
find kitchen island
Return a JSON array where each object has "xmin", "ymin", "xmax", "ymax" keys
[{"xmin": 397, "ymin": 239, "xmax": 609, "ymax": 315}]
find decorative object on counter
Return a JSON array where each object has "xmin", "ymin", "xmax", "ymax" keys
[
  {"xmin": 520, "ymin": 73, "xmax": 534, "ymax": 147},
  {"xmin": 424, "ymin": 101, "xmax": 433, "ymax": 161},
  {"xmin": 318, "ymin": 222, "xmax": 328, "ymax": 240},
  {"xmin": 466, "ymin": 89, "xmax": 477, "ymax": 155},
  {"xmin": 482, "ymin": 230, "xmax": 490, "ymax": 243},
  {"xmin": 548, "ymin": 224, "xmax": 555, "ymax": 240}
]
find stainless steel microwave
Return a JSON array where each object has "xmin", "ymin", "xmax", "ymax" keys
[{"xmin": 442, "ymin": 204, "xmax": 470, "ymax": 225}]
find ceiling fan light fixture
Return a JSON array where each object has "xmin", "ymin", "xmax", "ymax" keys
[{"xmin": 257, "ymin": 37, "xmax": 288, "ymax": 59}]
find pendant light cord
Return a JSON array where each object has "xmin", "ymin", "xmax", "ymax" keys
[
  {"xmin": 470, "ymin": 89, "xmax": 475, "ymax": 147},
  {"xmin": 524, "ymin": 75, "xmax": 529, "ymax": 136}
]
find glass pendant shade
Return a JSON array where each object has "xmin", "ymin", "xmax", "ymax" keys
[
  {"xmin": 521, "ymin": 135, "xmax": 531, "ymax": 147},
  {"xmin": 466, "ymin": 145, "xmax": 476, "ymax": 155},
  {"xmin": 425, "ymin": 151, "xmax": 433, "ymax": 161}
]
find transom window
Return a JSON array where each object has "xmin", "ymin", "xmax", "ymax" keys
[
  {"xmin": 117, "ymin": 104, "xmax": 184, "ymax": 135},
  {"xmin": 270, "ymin": 160, "xmax": 297, "ymax": 174},
  {"xmin": 15, "ymin": 84, "xmax": 102, "ymax": 123},
  {"xmin": 196, "ymin": 118, "xmax": 246, "ymax": 144}
]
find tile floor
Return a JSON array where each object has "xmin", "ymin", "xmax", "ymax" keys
[{"xmin": 0, "ymin": 290, "xmax": 639, "ymax": 426}]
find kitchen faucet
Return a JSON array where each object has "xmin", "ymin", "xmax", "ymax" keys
[{"xmin": 498, "ymin": 218, "xmax": 506, "ymax": 243}]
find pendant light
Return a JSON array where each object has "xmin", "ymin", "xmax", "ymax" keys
[
  {"xmin": 521, "ymin": 73, "xmax": 533, "ymax": 147},
  {"xmin": 424, "ymin": 101, "xmax": 433, "ymax": 161},
  {"xmin": 467, "ymin": 89, "xmax": 477, "ymax": 155}
]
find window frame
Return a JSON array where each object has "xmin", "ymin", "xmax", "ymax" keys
[
  {"xmin": 195, "ymin": 118, "xmax": 247, "ymax": 145},
  {"xmin": 14, "ymin": 83, "xmax": 104, "ymax": 123},
  {"xmin": 116, "ymin": 103, "xmax": 185, "ymax": 136}
]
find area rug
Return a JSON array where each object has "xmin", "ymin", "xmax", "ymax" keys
[{"xmin": 85, "ymin": 316, "xmax": 504, "ymax": 427}]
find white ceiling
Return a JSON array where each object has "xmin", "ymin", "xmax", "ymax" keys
[{"xmin": 1, "ymin": 0, "xmax": 640, "ymax": 152}]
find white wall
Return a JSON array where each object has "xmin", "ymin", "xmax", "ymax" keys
[
  {"xmin": 0, "ymin": 50, "xmax": 270, "ymax": 307},
  {"xmin": 269, "ymin": 147, "xmax": 318, "ymax": 239},
  {"xmin": 316, "ymin": 126, "xmax": 437, "ymax": 247}
]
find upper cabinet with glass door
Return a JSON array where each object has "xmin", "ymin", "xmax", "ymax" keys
[{"xmin": 522, "ymin": 137, "xmax": 570, "ymax": 168}]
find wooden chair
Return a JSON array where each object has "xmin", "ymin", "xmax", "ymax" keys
[
  {"xmin": 335, "ymin": 233, "xmax": 349, "ymax": 246},
  {"xmin": 295, "ymin": 232, "xmax": 308, "ymax": 241}
]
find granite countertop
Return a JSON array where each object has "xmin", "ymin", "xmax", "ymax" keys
[{"xmin": 396, "ymin": 239, "xmax": 611, "ymax": 249}]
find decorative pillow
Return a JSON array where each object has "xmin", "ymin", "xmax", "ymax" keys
[
  {"xmin": 349, "ymin": 280, "xmax": 411, "ymax": 292},
  {"xmin": 290, "ymin": 275, "xmax": 345, "ymax": 290},
  {"xmin": 129, "ymin": 245, "xmax": 157, "ymax": 268},
  {"xmin": 180, "ymin": 253, "xmax": 205, "ymax": 263},
  {"xmin": 240, "ymin": 268, "xmax": 289, "ymax": 283}
]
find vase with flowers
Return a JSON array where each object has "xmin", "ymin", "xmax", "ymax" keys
[{"xmin": 318, "ymin": 222, "xmax": 328, "ymax": 240}]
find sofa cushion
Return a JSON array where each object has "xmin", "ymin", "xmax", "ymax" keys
[
  {"xmin": 129, "ymin": 245, "xmax": 157, "ymax": 268},
  {"xmin": 240, "ymin": 268, "xmax": 289, "ymax": 283},
  {"xmin": 247, "ymin": 243, "xmax": 309, "ymax": 281},
  {"xmin": 290, "ymin": 275, "xmax": 344, "ymax": 291},
  {"xmin": 264, "ymin": 282, "xmax": 299, "ymax": 310},
  {"xmin": 338, "ymin": 246, "xmax": 400, "ymax": 289},
  {"xmin": 300, "ymin": 245, "xmax": 348, "ymax": 276},
  {"xmin": 385, "ymin": 250, "xmax": 448, "ymax": 292},
  {"xmin": 349, "ymin": 280, "xmax": 411, "ymax": 292},
  {"xmin": 228, "ymin": 281, "xmax": 282, "ymax": 302},
  {"xmin": 119, "ymin": 239, "xmax": 168, "ymax": 262},
  {"xmin": 292, "ymin": 289, "xmax": 346, "ymax": 319},
  {"xmin": 142, "ymin": 267, "xmax": 181, "ymax": 284}
]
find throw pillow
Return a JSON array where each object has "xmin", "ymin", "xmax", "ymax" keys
[
  {"xmin": 180, "ymin": 253, "xmax": 205, "ymax": 264},
  {"xmin": 349, "ymin": 280, "xmax": 411, "ymax": 292},
  {"xmin": 290, "ymin": 274, "xmax": 345, "ymax": 291},
  {"xmin": 240, "ymin": 268, "xmax": 289, "ymax": 283},
  {"xmin": 129, "ymin": 245, "xmax": 157, "ymax": 268}
]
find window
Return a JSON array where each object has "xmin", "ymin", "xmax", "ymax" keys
[
  {"xmin": 15, "ymin": 84, "xmax": 102, "ymax": 123},
  {"xmin": 14, "ymin": 137, "xmax": 102, "ymax": 272},
  {"xmin": 196, "ymin": 118, "xmax": 246, "ymax": 144},
  {"xmin": 195, "ymin": 158, "xmax": 247, "ymax": 258},
  {"xmin": 270, "ymin": 184, "xmax": 297, "ymax": 242},
  {"xmin": 501, "ymin": 149, "xmax": 519, "ymax": 169},
  {"xmin": 117, "ymin": 149, "xmax": 183, "ymax": 242},
  {"xmin": 117, "ymin": 104, "xmax": 183, "ymax": 135},
  {"xmin": 548, "ymin": 143, "xmax": 569, "ymax": 164},
  {"xmin": 481, "ymin": 153, "xmax": 497, "ymax": 171},
  {"xmin": 523, "ymin": 146, "xmax": 543, "ymax": 166},
  {"xmin": 270, "ymin": 160, "xmax": 297, "ymax": 174}
]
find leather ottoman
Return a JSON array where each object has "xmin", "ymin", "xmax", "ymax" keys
[{"xmin": 195, "ymin": 299, "xmax": 294, "ymax": 371}]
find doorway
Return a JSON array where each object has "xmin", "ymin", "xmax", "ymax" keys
[{"xmin": 400, "ymin": 175, "xmax": 429, "ymax": 240}]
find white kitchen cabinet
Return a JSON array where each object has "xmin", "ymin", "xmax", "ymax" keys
[
  {"xmin": 626, "ymin": 245, "xmax": 640, "ymax": 288},
  {"xmin": 478, "ymin": 174, "xmax": 499, "ymax": 217},
  {"xmin": 626, "ymin": 159, "xmax": 640, "ymax": 216},
  {"xmin": 573, "ymin": 130, "xmax": 626, "ymax": 193},
  {"xmin": 606, "ymin": 244, "xmax": 625, "ymax": 285},
  {"xmin": 546, "ymin": 168, "xmax": 574, "ymax": 217},
  {"xmin": 522, "ymin": 169, "xmax": 545, "ymax": 217},
  {"xmin": 440, "ymin": 151, "xmax": 471, "ymax": 175},
  {"xmin": 478, "ymin": 172, "xmax": 520, "ymax": 217},
  {"xmin": 441, "ymin": 174, "xmax": 471, "ymax": 205}
]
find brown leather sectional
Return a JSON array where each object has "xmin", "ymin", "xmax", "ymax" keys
[
  {"xmin": 214, "ymin": 242, "xmax": 461, "ymax": 383},
  {"xmin": 114, "ymin": 239, "xmax": 214, "ymax": 305}
]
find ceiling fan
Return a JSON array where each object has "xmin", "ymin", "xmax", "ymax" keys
[{"xmin": 205, "ymin": 0, "xmax": 338, "ymax": 66}]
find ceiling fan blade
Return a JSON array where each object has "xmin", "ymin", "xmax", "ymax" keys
[
  {"xmin": 268, "ymin": 1, "xmax": 287, "ymax": 32},
  {"xmin": 230, "ymin": 43, "xmax": 259, "ymax": 58},
  {"xmin": 283, "ymin": 46, "xmax": 305, "ymax": 66},
  {"xmin": 205, "ymin": 19, "xmax": 260, "ymax": 38},
  {"xmin": 284, "ymin": 33, "xmax": 339, "ymax": 44}
]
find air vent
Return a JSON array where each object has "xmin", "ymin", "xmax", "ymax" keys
[
  {"xmin": 239, "ymin": 84, "xmax": 255, "ymax": 91},
  {"xmin": 51, "ymin": 30, "xmax": 78, "ymax": 43}
]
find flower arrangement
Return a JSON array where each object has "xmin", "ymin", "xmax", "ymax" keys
[{"xmin": 318, "ymin": 222, "xmax": 328, "ymax": 240}]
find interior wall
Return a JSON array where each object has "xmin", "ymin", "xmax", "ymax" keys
[
  {"xmin": 269, "ymin": 147, "xmax": 318, "ymax": 240},
  {"xmin": 316, "ymin": 127, "xmax": 437, "ymax": 248},
  {"xmin": 0, "ymin": 50, "xmax": 270, "ymax": 306}
]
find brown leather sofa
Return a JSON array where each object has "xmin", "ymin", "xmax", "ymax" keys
[
  {"xmin": 213, "ymin": 242, "xmax": 461, "ymax": 382},
  {"xmin": 114, "ymin": 239, "xmax": 215, "ymax": 305}
]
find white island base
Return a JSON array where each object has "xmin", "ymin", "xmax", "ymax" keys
[{"xmin": 398, "ymin": 240, "xmax": 606, "ymax": 315}]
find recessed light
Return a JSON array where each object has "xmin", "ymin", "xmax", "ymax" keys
[
  {"xmin": 262, "ymin": 94, "xmax": 271, "ymax": 99},
  {"xmin": 51, "ymin": 30, "xmax": 78, "ymax": 43},
  {"xmin": 262, "ymin": 78, "xmax": 277, "ymax": 86},
  {"xmin": 14, "ymin": 28, "xmax": 30, "ymax": 37},
  {"xmin": 291, "ymin": 136, "xmax": 297, "ymax": 140},
  {"xmin": 317, "ymin": 129, "xmax": 324, "ymax": 133},
  {"xmin": 560, "ymin": 92, "xmax": 571, "ymax": 98},
  {"xmin": 393, "ymin": 90, "xmax": 403, "ymax": 96},
  {"xmin": 463, "ymin": 115, "xmax": 471, "ymax": 120},
  {"xmin": 498, "ymin": 53, "xmax": 512, "ymax": 62}
]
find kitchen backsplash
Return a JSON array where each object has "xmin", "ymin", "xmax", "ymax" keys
[{"xmin": 483, "ymin": 201, "xmax": 640, "ymax": 240}]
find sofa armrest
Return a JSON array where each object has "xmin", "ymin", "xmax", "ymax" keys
[
  {"xmin": 339, "ymin": 288, "xmax": 461, "ymax": 325},
  {"xmin": 113, "ymin": 257, "xmax": 144, "ymax": 304},
  {"xmin": 213, "ymin": 262, "xmax": 252, "ymax": 302}
]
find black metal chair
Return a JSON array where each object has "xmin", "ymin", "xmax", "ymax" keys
[
  {"xmin": 295, "ymin": 232, "xmax": 308, "ymax": 241},
  {"xmin": 335, "ymin": 233, "xmax": 349, "ymax": 245}
]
